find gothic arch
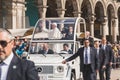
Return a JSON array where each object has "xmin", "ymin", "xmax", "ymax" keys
[
  {"xmin": 46, "ymin": 0, "xmax": 58, "ymax": 17},
  {"xmin": 94, "ymin": 0, "xmax": 106, "ymax": 16},
  {"xmin": 107, "ymin": 4, "xmax": 115, "ymax": 42},
  {"xmin": 94, "ymin": 1, "xmax": 106, "ymax": 38},
  {"xmin": 72, "ymin": 0, "xmax": 80, "ymax": 12},
  {"xmin": 81, "ymin": 0, "xmax": 93, "ymax": 21},
  {"xmin": 117, "ymin": 7, "xmax": 120, "ymax": 40},
  {"xmin": 95, "ymin": 1, "xmax": 105, "ymax": 23},
  {"xmin": 65, "ymin": 0, "xmax": 80, "ymax": 17},
  {"xmin": 80, "ymin": 0, "xmax": 94, "ymax": 14},
  {"xmin": 81, "ymin": 0, "xmax": 93, "ymax": 31},
  {"xmin": 89, "ymin": 0, "xmax": 94, "ymax": 14},
  {"xmin": 107, "ymin": 4, "xmax": 115, "ymax": 18},
  {"xmin": 65, "ymin": 0, "xmax": 74, "ymax": 17}
]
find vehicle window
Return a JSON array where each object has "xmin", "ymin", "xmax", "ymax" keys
[
  {"xmin": 33, "ymin": 19, "xmax": 76, "ymax": 40},
  {"xmin": 29, "ymin": 42, "xmax": 74, "ymax": 54}
]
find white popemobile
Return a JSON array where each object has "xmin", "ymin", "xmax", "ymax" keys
[{"xmin": 26, "ymin": 17, "xmax": 86, "ymax": 80}]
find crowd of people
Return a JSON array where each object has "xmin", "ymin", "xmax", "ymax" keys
[{"xmin": 62, "ymin": 31, "xmax": 120, "ymax": 80}]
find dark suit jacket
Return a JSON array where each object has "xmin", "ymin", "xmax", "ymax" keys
[
  {"xmin": 65, "ymin": 33, "xmax": 74, "ymax": 40},
  {"xmin": 38, "ymin": 49, "xmax": 54, "ymax": 54},
  {"xmin": 66, "ymin": 47, "xmax": 98, "ymax": 72},
  {"xmin": 100, "ymin": 44, "xmax": 114, "ymax": 64},
  {"xmin": 97, "ymin": 48, "xmax": 107, "ymax": 69},
  {"xmin": 30, "ymin": 46, "xmax": 38, "ymax": 54},
  {"xmin": 6, "ymin": 54, "xmax": 39, "ymax": 80}
]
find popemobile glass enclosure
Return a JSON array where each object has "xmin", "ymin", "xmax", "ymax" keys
[{"xmin": 27, "ymin": 17, "xmax": 86, "ymax": 80}]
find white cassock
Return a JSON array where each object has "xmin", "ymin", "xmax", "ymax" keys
[{"xmin": 42, "ymin": 27, "xmax": 62, "ymax": 53}]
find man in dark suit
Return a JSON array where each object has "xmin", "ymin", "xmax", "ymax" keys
[
  {"xmin": 94, "ymin": 40, "xmax": 107, "ymax": 80},
  {"xmin": 62, "ymin": 39, "xmax": 98, "ymax": 80},
  {"xmin": 38, "ymin": 43, "xmax": 54, "ymax": 54},
  {"xmin": 29, "ymin": 42, "xmax": 38, "ymax": 54},
  {"xmin": 81, "ymin": 31, "xmax": 94, "ymax": 47},
  {"xmin": 100, "ymin": 37, "xmax": 114, "ymax": 80},
  {"xmin": 0, "ymin": 28, "xmax": 39, "ymax": 80},
  {"xmin": 60, "ymin": 43, "xmax": 73, "ymax": 54},
  {"xmin": 65, "ymin": 26, "xmax": 74, "ymax": 40}
]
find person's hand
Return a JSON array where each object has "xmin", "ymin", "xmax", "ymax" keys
[
  {"xmin": 110, "ymin": 62, "xmax": 112, "ymax": 66},
  {"xmin": 102, "ymin": 65, "xmax": 106, "ymax": 69},
  {"xmin": 62, "ymin": 60, "xmax": 67, "ymax": 64},
  {"xmin": 96, "ymin": 69, "xmax": 98, "ymax": 73}
]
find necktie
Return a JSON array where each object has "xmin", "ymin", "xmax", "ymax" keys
[{"xmin": 85, "ymin": 48, "xmax": 88, "ymax": 64}]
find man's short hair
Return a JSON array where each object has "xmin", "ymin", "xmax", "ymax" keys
[
  {"xmin": 63, "ymin": 43, "xmax": 69, "ymax": 47},
  {"xmin": 83, "ymin": 38, "xmax": 90, "ymax": 42}
]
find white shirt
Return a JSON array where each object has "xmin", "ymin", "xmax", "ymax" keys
[
  {"xmin": 84, "ymin": 47, "xmax": 91, "ymax": 64},
  {"xmin": 0, "ymin": 52, "xmax": 13, "ymax": 80},
  {"xmin": 102, "ymin": 45, "xmax": 106, "ymax": 50},
  {"xmin": 32, "ymin": 46, "xmax": 35, "ymax": 52},
  {"xmin": 96, "ymin": 48, "xmax": 99, "ymax": 56}
]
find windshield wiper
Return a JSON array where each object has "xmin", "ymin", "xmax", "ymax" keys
[
  {"xmin": 58, "ymin": 53, "xmax": 65, "ymax": 59},
  {"xmin": 42, "ymin": 53, "xmax": 46, "ymax": 57}
]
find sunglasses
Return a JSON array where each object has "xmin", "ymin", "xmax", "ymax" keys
[{"xmin": 0, "ymin": 40, "xmax": 12, "ymax": 48}]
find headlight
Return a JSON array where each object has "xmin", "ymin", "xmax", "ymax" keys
[{"xmin": 57, "ymin": 66, "xmax": 64, "ymax": 73}]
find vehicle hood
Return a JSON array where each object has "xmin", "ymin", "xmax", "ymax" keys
[{"xmin": 28, "ymin": 54, "xmax": 72, "ymax": 64}]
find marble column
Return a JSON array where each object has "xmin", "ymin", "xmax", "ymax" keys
[
  {"xmin": 12, "ymin": 1, "xmax": 26, "ymax": 29},
  {"xmin": 56, "ymin": 8, "xmax": 66, "ymax": 18},
  {"xmin": 56, "ymin": 0, "xmax": 66, "ymax": 18},
  {"xmin": 37, "ymin": 5, "xmax": 48, "ymax": 28},
  {"xmin": 89, "ymin": 15, "xmax": 95, "ymax": 37},
  {"xmin": 56, "ymin": 8, "xmax": 66, "ymax": 31},
  {"xmin": 38, "ymin": 5, "xmax": 48, "ymax": 18},
  {"xmin": 102, "ymin": 17, "xmax": 108, "ymax": 37},
  {"xmin": 112, "ymin": 18, "xmax": 118, "ymax": 42},
  {"xmin": 12, "ymin": 2, "xmax": 17, "ymax": 29},
  {"xmin": 73, "ymin": 11, "xmax": 81, "ymax": 17}
]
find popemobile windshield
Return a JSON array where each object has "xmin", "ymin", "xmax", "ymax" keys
[{"xmin": 26, "ymin": 17, "xmax": 86, "ymax": 80}]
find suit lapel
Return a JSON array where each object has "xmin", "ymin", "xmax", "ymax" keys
[
  {"xmin": 82, "ymin": 47, "xmax": 84, "ymax": 57},
  {"xmin": 90, "ymin": 48, "xmax": 93, "ymax": 63},
  {"xmin": 6, "ymin": 55, "xmax": 20, "ymax": 80}
]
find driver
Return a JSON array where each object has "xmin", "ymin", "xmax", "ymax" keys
[
  {"xmin": 60, "ymin": 43, "xmax": 73, "ymax": 54},
  {"xmin": 38, "ymin": 43, "xmax": 54, "ymax": 54}
]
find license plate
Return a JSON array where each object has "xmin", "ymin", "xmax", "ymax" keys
[{"xmin": 39, "ymin": 75, "xmax": 48, "ymax": 80}]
